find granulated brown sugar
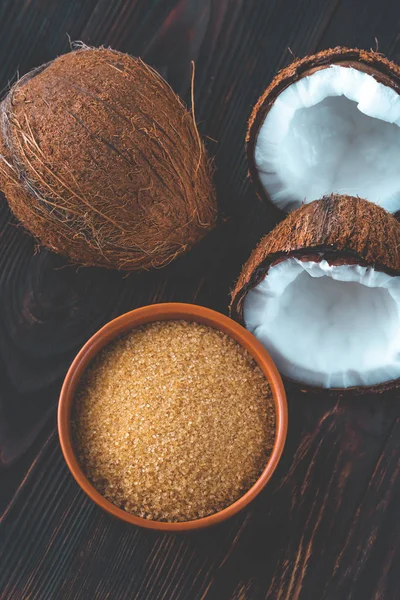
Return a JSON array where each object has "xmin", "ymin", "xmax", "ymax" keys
[{"xmin": 73, "ymin": 320, "xmax": 276, "ymax": 522}]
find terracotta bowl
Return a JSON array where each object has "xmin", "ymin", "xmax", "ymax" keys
[{"xmin": 58, "ymin": 303, "xmax": 288, "ymax": 532}]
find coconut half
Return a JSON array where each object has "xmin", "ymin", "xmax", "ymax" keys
[
  {"xmin": 247, "ymin": 47, "xmax": 400, "ymax": 215},
  {"xmin": 231, "ymin": 195, "xmax": 400, "ymax": 392}
]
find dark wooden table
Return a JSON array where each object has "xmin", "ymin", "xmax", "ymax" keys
[{"xmin": 1, "ymin": 1, "xmax": 400, "ymax": 598}]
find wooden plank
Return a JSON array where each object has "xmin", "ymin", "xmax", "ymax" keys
[
  {"xmin": 317, "ymin": 0, "xmax": 400, "ymax": 57},
  {"xmin": 1, "ymin": 0, "xmax": 400, "ymax": 599}
]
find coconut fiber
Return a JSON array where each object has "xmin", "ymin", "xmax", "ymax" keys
[{"xmin": 0, "ymin": 47, "xmax": 217, "ymax": 270}]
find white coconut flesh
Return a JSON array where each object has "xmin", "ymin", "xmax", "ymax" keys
[
  {"xmin": 255, "ymin": 65, "xmax": 400, "ymax": 213},
  {"xmin": 243, "ymin": 258, "xmax": 400, "ymax": 388}
]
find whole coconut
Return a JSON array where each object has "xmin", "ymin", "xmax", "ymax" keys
[{"xmin": 0, "ymin": 47, "xmax": 217, "ymax": 270}]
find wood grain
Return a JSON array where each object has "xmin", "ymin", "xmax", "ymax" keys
[{"xmin": 1, "ymin": 0, "xmax": 400, "ymax": 599}]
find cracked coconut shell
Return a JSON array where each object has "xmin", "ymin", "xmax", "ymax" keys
[
  {"xmin": 247, "ymin": 46, "xmax": 400, "ymax": 216},
  {"xmin": 231, "ymin": 194, "xmax": 400, "ymax": 395},
  {"xmin": 0, "ymin": 47, "xmax": 217, "ymax": 270}
]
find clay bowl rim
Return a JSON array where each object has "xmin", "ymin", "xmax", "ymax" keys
[{"xmin": 58, "ymin": 302, "xmax": 288, "ymax": 532}]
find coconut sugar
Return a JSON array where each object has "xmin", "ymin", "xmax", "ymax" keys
[{"xmin": 73, "ymin": 320, "xmax": 275, "ymax": 522}]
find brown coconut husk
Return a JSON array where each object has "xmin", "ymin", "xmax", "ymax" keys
[
  {"xmin": 0, "ymin": 47, "xmax": 217, "ymax": 270},
  {"xmin": 230, "ymin": 194, "xmax": 400, "ymax": 396},
  {"xmin": 247, "ymin": 47, "xmax": 400, "ymax": 214}
]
